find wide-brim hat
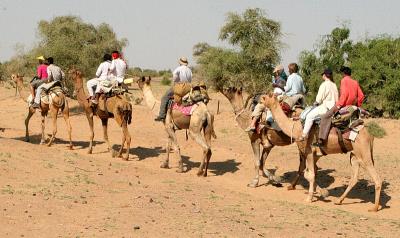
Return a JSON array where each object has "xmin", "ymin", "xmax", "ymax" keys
[
  {"xmin": 36, "ymin": 56, "xmax": 45, "ymax": 61},
  {"xmin": 273, "ymin": 65, "xmax": 284, "ymax": 73},
  {"xmin": 179, "ymin": 57, "xmax": 188, "ymax": 65}
]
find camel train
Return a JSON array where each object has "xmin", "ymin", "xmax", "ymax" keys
[{"xmin": 11, "ymin": 73, "xmax": 383, "ymax": 212}]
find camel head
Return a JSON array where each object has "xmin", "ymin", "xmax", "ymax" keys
[
  {"xmin": 11, "ymin": 73, "xmax": 24, "ymax": 84},
  {"xmin": 221, "ymin": 87, "xmax": 243, "ymax": 101},
  {"xmin": 261, "ymin": 92, "xmax": 277, "ymax": 108},
  {"xmin": 137, "ymin": 76, "xmax": 151, "ymax": 90},
  {"xmin": 68, "ymin": 68, "xmax": 83, "ymax": 84}
]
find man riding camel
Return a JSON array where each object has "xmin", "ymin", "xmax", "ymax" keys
[
  {"xmin": 109, "ymin": 50, "xmax": 127, "ymax": 85},
  {"xmin": 31, "ymin": 57, "xmax": 65, "ymax": 109},
  {"xmin": 86, "ymin": 53, "xmax": 112, "ymax": 104},
  {"xmin": 317, "ymin": 66, "xmax": 364, "ymax": 145},
  {"xmin": 155, "ymin": 57, "xmax": 192, "ymax": 122},
  {"xmin": 30, "ymin": 56, "xmax": 48, "ymax": 100}
]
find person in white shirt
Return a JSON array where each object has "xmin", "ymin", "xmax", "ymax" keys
[
  {"xmin": 109, "ymin": 50, "xmax": 127, "ymax": 84},
  {"xmin": 86, "ymin": 53, "xmax": 112, "ymax": 103},
  {"xmin": 155, "ymin": 57, "xmax": 192, "ymax": 122},
  {"xmin": 297, "ymin": 68, "xmax": 338, "ymax": 141}
]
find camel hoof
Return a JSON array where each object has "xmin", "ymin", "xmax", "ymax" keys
[
  {"xmin": 123, "ymin": 156, "xmax": 129, "ymax": 161},
  {"xmin": 87, "ymin": 150, "xmax": 92, "ymax": 154},
  {"xmin": 305, "ymin": 197, "xmax": 313, "ymax": 203},
  {"xmin": 68, "ymin": 146, "xmax": 73, "ymax": 150},
  {"xmin": 111, "ymin": 150, "xmax": 118, "ymax": 158},
  {"xmin": 334, "ymin": 199, "xmax": 343, "ymax": 205},
  {"xmin": 176, "ymin": 168, "xmax": 184, "ymax": 173},
  {"xmin": 197, "ymin": 171, "xmax": 204, "ymax": 177},
  {"xmin": 247, "ymin": 179, "xmax": 258, "ymax": 188},
  {"xmin": 25, "ymin": 138, "xmax": 30, "ymax": 142},
  {"xmin": 160, "ymin": 162, "xmax": 169, "ymax": 169},
  {"xmin": 287, "ymin": 185, "xmax": 296, "ymax": 190},
  {"xmin": 368, "ymin": 207, "xmax": 379, "ymax": 212},
  {"xmin": 319, "ymin": 188, "xmax": 329, "ymax": 198}
]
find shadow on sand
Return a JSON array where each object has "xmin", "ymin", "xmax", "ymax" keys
[{"xmin": 12, "ymin": 134, "xmax": 104, "ymax": 149}]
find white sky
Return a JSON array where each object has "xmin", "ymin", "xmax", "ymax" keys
[{"xmin": 0, "ymin": 0, "xmax": 399, "ymax": 70}]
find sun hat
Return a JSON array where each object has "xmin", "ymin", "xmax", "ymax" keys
[
  {"xmin": 36, "ymin": 56, "xmax": 45, "ymax": 61},
  {"xmin": 273, "ymin": 65, "xmax": 284, "ymax": 73},
  {"xmin": 179, "ymin": 57, "xmax": 188, "ymax": 66}
]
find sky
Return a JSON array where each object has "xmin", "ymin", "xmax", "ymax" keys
[{"xmin": 1, "ymin": 0, "xmax": 400, "ymax": 70}]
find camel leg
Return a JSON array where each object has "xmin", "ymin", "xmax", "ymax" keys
[
  {"xmin": 261, "ymin": 145, "xmax": 280, "ymax": 183},
  {"xmin": 85, "ymin": 111, "xmax": 94, "ymax": 154},
  {"xmin": 24, "ymin": 108, "xmax": 35, "ymax": 142},
  {"xmin": 165, "ymin": 127, "xmax": 184, "ymax": 173},
  {"xmin": 40, "ymin": 111, "xmax": 46, "ymax": 145},
  {"xmin": 287, "ymin": 152, "xmax": 306, "ymax": 190},
  {"xmin": 188, "ymin": 129, "xmax": 211, "ymax": 177},
  {"xmin": 101, "ymin": 118, "xmax": 112, "ymax": 151},
  {"xmin": 335, "ymin": 152, "xmax": 360, "ymax": 205},
  {"xmin": 304, "ymin": 151, "xmax": 316, "ymax": 203},
  {"xmin": 47, "ymin": 105, "xmax": 59, "ymax": 147},
  {"xmin": 202, "ymin": 124, "xmax": 213, "ymax": 177},
  {"xmin": 161, "ymin": 138, "xmax": 172, "ymax": 168},
  {"xmin": 248, "ymin": 141, "xmax": 261, "ymax": 188},
  {"xmin": 118, "ymin": 121, "xmax": 131, "ymax": 161},
  {"xmin": 62, "ymin": 101, "xmax": 73, "ymax": 150},
  {"xmin": 364, "ymin": 162, "xmax": 382, "ymax": 212}
]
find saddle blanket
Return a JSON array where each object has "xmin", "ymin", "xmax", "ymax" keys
[
  {"xmin": 342, "ymin": 124, "xmax": 364, "ymax": 142},
  {"xmin": 172, "ymin": 103, "xmax": 198, "ymax": 116}
]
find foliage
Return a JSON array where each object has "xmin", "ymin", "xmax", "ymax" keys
[
  {"xmin": 1, "ymin": 16, "xmax": 127, "ymax": 94},
  {"xmin": 366, "ymin": 121, "xmax": 386, "ymax": 138},
  {"xmin": 194, "ymin": 8, "xmax": 282, "ymax": 94},
  {"xmin": 161, "ymin": 76, "xmax": 171, "ymax": 86},
  {"xmin": 299, "ymin": 26, "xmax": 400, "ymax": 118}
]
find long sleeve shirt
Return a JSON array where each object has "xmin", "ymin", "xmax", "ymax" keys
[
  {"xmin": 110, "ymin": 58, "xmax": 127, "ymax": 83},
  {"xmin": 284, "ymin": 73, "xmax": 306, "ymax": 96},
  {"xmin": 95, "ymin": 61, "xmax": 112, "ymax": 80},
  {"xmin": 46, "ymin": 64, "xmax": 65, "ymax": 82},
  {"xmin": 336, "ymin": 76, "xmax": 364, "ymax": 108},
  {"xmin": 37, "ymin": 64, "xmax": 48, "ymax": 79},
  {"xmin": 172, "ymin": 65, "xmax": 192, "ymax": 83},
  {"xmin": 315, "ymin": 79, "xmax": 339, "ymax": 110}
]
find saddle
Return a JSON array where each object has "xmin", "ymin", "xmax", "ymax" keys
[{"xmin": 172, "ymin": 82, "xmax": 209, "ymax": 106}]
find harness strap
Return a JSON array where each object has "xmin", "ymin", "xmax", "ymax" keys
[{"xmin": 336, "ymin": 127, "xmax": 348, "ymax": 154}]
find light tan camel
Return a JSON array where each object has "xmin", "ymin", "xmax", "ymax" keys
[
  {"xmin": 262, "ymin": 93, "xmax": 382, "ymax": 212},
  {"xmin": 221, "ymin": 87, "xmax": 310, "ymax": 188},
  {"xmin": 12, "ymin": 74, "xmax": 72, "ymax": 148},
  {"xmin": 69, "ymin": 69, "xmax": 132, "ymax": 160},
  {"xmin": 137, "ymin": 77, "xmax": 216, "ymax": 176}
]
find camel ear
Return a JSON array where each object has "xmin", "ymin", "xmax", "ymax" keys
[
  {"xmin": 268, "ymin": 92, "xmax": 274, "ymax": 97},
  {"xmin": 141, "ymin": 76, "xmax": 145, "ymax": 82},
  {"xmin": 145, "ymin": 76, "xmax": 151, "ymax": 84}
]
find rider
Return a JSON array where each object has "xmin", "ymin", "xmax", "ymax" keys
[
  {"xmin": 155, "ymin": 57, "xmax": 192, "ymax": 122},
  {"xmin": 284, "ymin": 63, "xmax": 306, "ymax": 107},
  {"xmin": 109, "ymin": 50, "xmax": 127, "ymax": 85},
  {"xmin": 86, "ymin": 53, "xmax": 112, "ymax": 104},
  {"xmin": 297, "ymin": 68, "xmax": 338, "ymax": 141},
  {"xmin": 245, "ymin": 65, "xmax": 287, "ymax": 132},
  {"xmin": 31, "ymin": 57, "xmax": 65, "ymax": 109},
  {"xmin": 318, "ymin": 66, "xmax": 364, "ymax": 144},
  {"xmin": 30, "ymin": 56, "xmax": 48, "ymax": 100}
]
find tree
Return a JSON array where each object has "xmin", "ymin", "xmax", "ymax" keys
[{"xmin": 194, "ymin": 8, "xmax": 282, "ymax": 94}]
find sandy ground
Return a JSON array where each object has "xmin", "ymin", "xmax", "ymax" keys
[{"xmin": 0, "ymin": 79, "xmax": 399, "ymax": 237}]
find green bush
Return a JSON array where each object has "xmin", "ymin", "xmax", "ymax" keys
[{"xmin": 161, "ymin": 76, "xmax": 171, "ymax": 86}]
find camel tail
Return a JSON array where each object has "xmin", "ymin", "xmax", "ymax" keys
[
  {"xmin": 119, "ymin": 102, "xmax": 133, "ymax": 125},
  {"xmin": 370, "ymin": 135, "xmax": 375, "ymax": 166},
  {"xmin": 205, "ymin": 112, "xmax": 217, "ymax": 139}
]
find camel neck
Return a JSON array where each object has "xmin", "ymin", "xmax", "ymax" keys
[
  {"xmin": 73, "ymin": 78, "xmax": 89, "ymax": 108},
  {"xmin": 142, "ymin": 84, "xmax": 160, "ymax": 116},
  {"xmin": 267, "ymin": 98, "xmax": 303, "ymax": 138},
  {"xmin": 226, "ymin": 94, "xmax": 251, "ymax": 131}
]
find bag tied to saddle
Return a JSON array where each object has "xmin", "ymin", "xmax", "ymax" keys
[{"xmin": 173, "ymin": 82, "xmax": 209, "ymax": 106}]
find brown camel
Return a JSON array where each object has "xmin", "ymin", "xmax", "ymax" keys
[
  {"xmin": 12, "ymin": 74, "xmax": 72, "ymax": 149},
  {"xmin": 262, "ymin": 93, "xmax": 382, "ymax": 212},
  {"xmin": 137, "ymin": 77, "xmax": 216, "ymax": 176},
  {"xmin": 69, "ymin": 69, "xmax": 133, "ymax": 160},
  {"xmin": 220, "ymin": 87, "xmax": 310, "ymax": 188}
]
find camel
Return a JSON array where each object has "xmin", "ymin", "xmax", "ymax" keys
[
  {"xmin": 220, "ymin": 87, "xmax": 310, "ymax": 188},
  {"xmin": 137, "ymin": 77, "xmax": 216, "ymax": 176},
  {"xmin": 69, "ymin": 69, "xmax": 132, "ymax": 160},
  {"xmin": 262, "ymin": 93, "xmax": 382, "ymax": 212},
  {"xmin": 12, "ymin": 74, "xmax": 72, "ymax": 149}
]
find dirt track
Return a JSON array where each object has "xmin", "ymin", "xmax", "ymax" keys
[{"xmin": 0, "ymin": 81, "xmax": 399, "ymax": 237}]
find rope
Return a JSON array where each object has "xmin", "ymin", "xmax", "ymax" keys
[{"xmin": 234, "ymin": 108, "xmax": 246, "ymax": 121}]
